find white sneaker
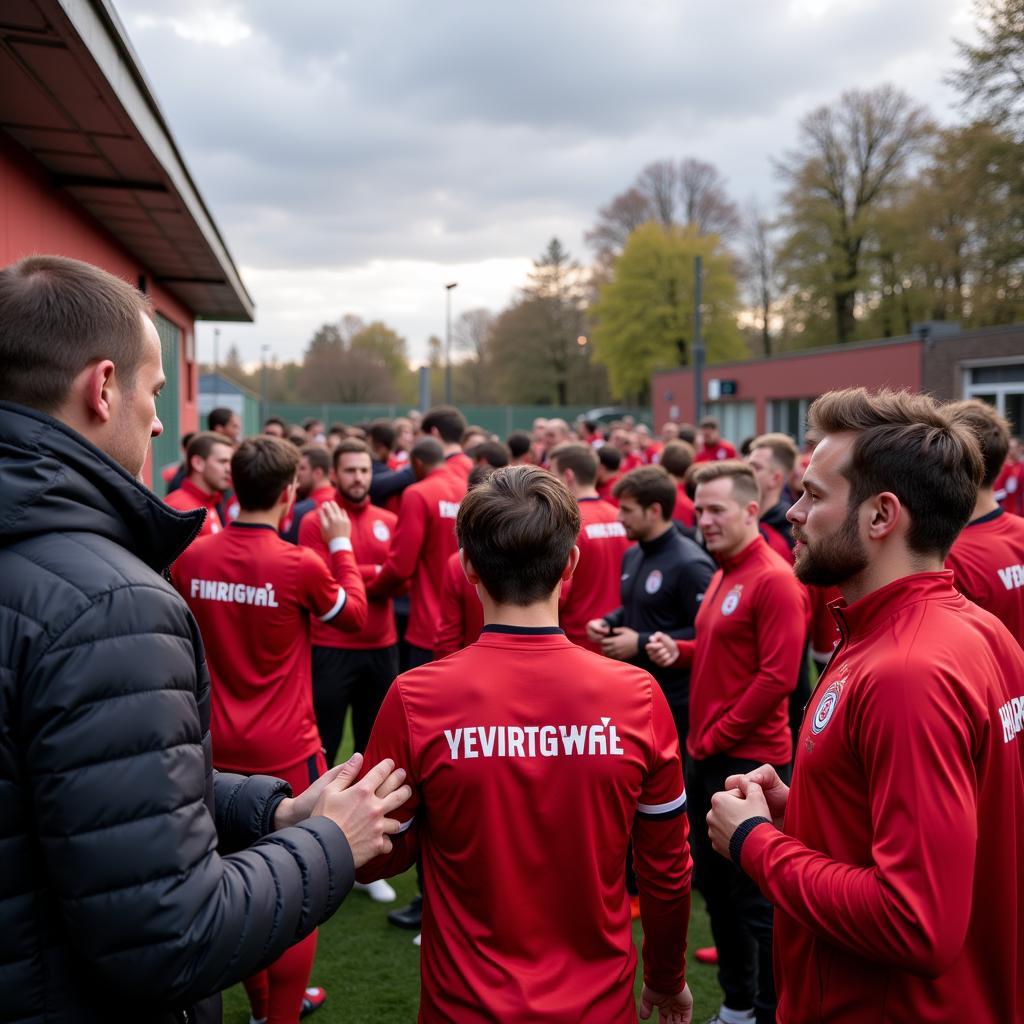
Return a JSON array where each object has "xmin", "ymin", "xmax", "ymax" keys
[
  {"xmin": 353, "ymin": 878, "xmax": 397, "ymax": 902},
  {"xmin": 412, "ymin": 932, "xmax": 421, "ymax": 946},
  {"xmin": 705, "ymin": 1008, "xmax": 755, "ymax": 1024}
]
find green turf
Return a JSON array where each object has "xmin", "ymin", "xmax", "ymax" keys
[{"xmin": 223, "ymin": 721, "xmax": 724, "ymax": 1023}]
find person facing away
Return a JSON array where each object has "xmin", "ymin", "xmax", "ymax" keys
[
  {"xmin": 0, "ymin": 254, "xmax": 409, "ymax": 1024},
  {"xmin": 706, "ymin": 387, "xmax": 1024, "ymax": 1024},
  {"xmin": 357, "ymin": 465, "xmax": 694, "ymax": 1024}
]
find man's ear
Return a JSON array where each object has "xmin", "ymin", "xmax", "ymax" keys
[
  {"xmin": 866, "ymin": 492, "xmax": 902, "ymax": 541},
  {"xmin": 80, "ymin": 360, "xmax": 117, "ymax": 423},
  {"xmin": 561, "ymin": 544, "xmax": 581, "ymax": 581},
  {"xmin": 459, "ymin": 547, "xmax": 481, "ymax": 585}
]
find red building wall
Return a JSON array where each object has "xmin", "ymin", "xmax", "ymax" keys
[
  {"xmin": 651, "ymin": 339, "xmax": 924, "ymax": 432},
  {"xmin": 0, "ymin": 136, "xmax": 198, "ymax": 486}
]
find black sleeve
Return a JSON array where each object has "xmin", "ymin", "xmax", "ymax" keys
[
  {"xmin": 370, "ymin": 466, "xmax": 414, "ymax": 504},
  {"xmin": 22, "ymin": 583, "xmax": 354, "ymax": 1003},
  {"xmin": 669, "ymin": 551, "xmax": 716, "ymax": 640}
]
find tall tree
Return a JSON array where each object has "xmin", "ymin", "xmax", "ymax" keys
[
  {"xmin": 453, "ymin": 308, "xmax": 496, "ymax": 404},
  {"xmin": 590, "ymin": 223, "xmax": 745, "ymax": 401},
  {"xmin": 742, "ymin": 200, "xmax": 780, "ymax": 354},
  {"xmin": 950, "ymin": 0, "xmax": 1024, "ymax": 137},
  {"xmin": 776, "ymin": 84, "xmax": 933, "ymax": 344}
]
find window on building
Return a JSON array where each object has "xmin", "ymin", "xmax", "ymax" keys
[
  {"xmin": 964, "ymin": 362, "xmax": 1024, "ymax": 436},
  {"xmin": 705, "ymin": 401, "xmax": 756, "ymax": 448},
  {"xmin": 767, "ymin": 398, "xmax": 812, "ymax": 445}
]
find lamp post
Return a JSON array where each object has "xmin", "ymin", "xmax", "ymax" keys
[
  {"xmin": 213, "ymin": 326, "xmax": 221, "ymax": 407},
  {"xmin": 444, "ymin": 281, "xmax": 458, "ymax": 404},
  {"xmin": 260, "ymin": 344, "xmax": 270, "ymax": 427}
]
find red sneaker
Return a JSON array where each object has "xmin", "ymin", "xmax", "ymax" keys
[
  {"xmin": 629, "ymin": 896, "xmax": 642, "ymax": 920},
  {"xmin": 694, "ymin": 946, "xmax": 719, "ymax": 965},
  {"xmin": 301, "ymin": 987, "xmax": 326, "ymax": 1018}
]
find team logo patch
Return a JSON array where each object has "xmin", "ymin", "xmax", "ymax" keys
[
  {"xmin": 810, "ymin": 677, "xmax": 846, "ymax": 735},
  {"xmin": 721, "ymin": 584, "xmax": 743, "ymax": 616},
  {"xmin": 373, "ymin": 520, "xmax": 390, "ymax": 542},
  {"xmin": 645, "ymin": 570, "xmax": 663, "ymax": 595}
]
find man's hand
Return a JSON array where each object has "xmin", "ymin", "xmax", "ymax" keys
[
  {"xmin": 312, "ymin": 756, "xmax": 412, "ymax": 867},
  {"xmin": 586, "ymin": 618, "xmax": 611, "ymax": 644},
  {"xmin": 601, "ymin": 626, "xmax": 639, "ymax": 660},
  {"xmin": 707, "ymin": 781, "xmax": 772, "ymax": 859},
  {"xmin": 319, "ymin": 500, "xmax": 352, "ymax": 543},
  {"xmin": 725, "ymin": 764, "xmax": 789, "ymax": 828},
  {"xmin": 645, "ymin": 631, "xmax": 680, "ymax": 667},
  {"xmin": 639, "ymin": 982, "xmax": 693, "ymax": 1023},
  {"xmin": 273, "ymin": 759, "xmax": 352, "ymax": 830}
]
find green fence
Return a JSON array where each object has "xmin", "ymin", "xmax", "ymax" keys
[{"xmin": 264, "ymin": 403, "xmax": 652, "ymax": 437}]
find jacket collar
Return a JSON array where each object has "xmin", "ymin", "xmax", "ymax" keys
[
  {"xmin": 716, "ymin": 533, "xmax": 767, "ymax": 572},
  {"xmin": 830, "ymin": 571, "xmax": 956, "ymax": 641}
]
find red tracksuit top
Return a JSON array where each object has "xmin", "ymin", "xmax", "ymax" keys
[
  {"xmin": 740, "ymin": 572, "xmax": 1024, "ymax": 1024},
  {"xmin": 674, "ymin": 482, "xmax": 696, "ymax": 529},
  {"xmin": 694, "ymin": 440, "xmax": 737, "ymax": 463},
  {"xmin": 686, "ymin": 536, "xmax": 809, "ymax": 763},
  {"xmin": 164, "ymin": 478, "xmax": 222, "ymax": 538},
  {"xmin": 366, "ymin": 467, "xmax": 465, "ymax": 649},
  {"xmin": 946, "ymin": 507, "xmax": 1024, "ymax": 648},
  {"xmin": 433, "ymin": 551, "xmax": 484, "ymax": 659},
  {"xmin": 300, "ymin": 496, "xmax": 399, "ymax": 650},
  {"xmin": 444, "ymin": 450, "xmax": 473, "ymax": 482},
  {"xmin": 994, "ymin": 459, "xmax": 1024, "ymax": 515},
  {"xmin": 357, "ymin": 627, "xmax": 692, "ymax": 1023},
  {"xmin": 171, "ymin": 522, "xmax": 367, "ymax": 773},
  {"xmin": 559, "ymin": 496, "xmax": 631, "ymax": 651}
]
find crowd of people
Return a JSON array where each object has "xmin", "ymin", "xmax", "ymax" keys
[{"xmin": 2, "ymin": 255, "xmax": 1023, "ymax": 1024}]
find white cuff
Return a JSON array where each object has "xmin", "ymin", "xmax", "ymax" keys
[
  {"xmin": 329, "ymin": 537, "xmax": 353, "ymax": 554},
  {"xmin": 319, "ymin": 588, "xmax": 348, "ymax": 622}
]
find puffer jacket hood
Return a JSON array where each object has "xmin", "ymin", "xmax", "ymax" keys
[{"xmin": 0, "ymin": 400, "xmax": 202, "ymax": 569}]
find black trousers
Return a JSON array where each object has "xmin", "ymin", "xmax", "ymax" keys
[
  {"xmin": 311, "ymin": 645, "xmax": 399, "ymax": 765},
  {"xmin": 687, "ymin": 754, "xmax": 791, "ymax": 1024}
]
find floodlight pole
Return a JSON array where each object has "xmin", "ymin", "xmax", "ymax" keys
[
  {"xmin": 444, "ymin": 282, "xmax": 458, "ymax": 404},
  {"xmin": 693, "ymin": 255, "xmax": 704, "ymax": 423}
]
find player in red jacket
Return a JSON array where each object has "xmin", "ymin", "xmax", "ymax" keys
[
  {"xmin": 659, "ymin": 440, "xmax": 697, "ymax": 531},
  {"xmin": 694, "ymin": 416, "xmax": 737, "ymax": 463},
  {"xmin": 163, "ymin": 431, "xmax": 233, "ymax": 540},
  {"xmin": 421, "ymin": 404, "xmax": 473, "ymax": 482},
  {"xmin": 357, "ymin": 466, "xmax": 693, "ymax": 1023},
  {"xmin": 172, "ymin": 436, "xmax": 372, "ymax": 1024},
  {"xmin": 549, "ymin": 443, "xmax": 632, "ymax": 652},
  {"xmin": 708, "ymin": 388, "xmax": 1024, "ymax": 1024},
  {"xmin": 945, "ymin": 400, "xmax": 1024, "ymax": 646}
]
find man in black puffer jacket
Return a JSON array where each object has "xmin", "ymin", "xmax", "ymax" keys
[{"xmin": 0, "ymin": 256, "xmax": 410, "ymax": 1024}]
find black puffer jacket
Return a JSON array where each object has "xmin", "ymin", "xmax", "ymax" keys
[{"xmin": 0, "ymin": 403, "xmax": 354, "ymax": 1024}]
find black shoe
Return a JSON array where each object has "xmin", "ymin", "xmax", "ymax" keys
[{"xmin": 387, "ymin": 894, "xmax": 422, "ymax": 930}]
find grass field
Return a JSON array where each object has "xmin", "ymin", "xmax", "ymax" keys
[{"xmin": 222, "ymin": 724, "xmax": 723, "ymax": 1023}]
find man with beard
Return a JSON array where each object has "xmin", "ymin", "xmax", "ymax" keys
[
  {"xmin": 281, "ymin": 444, "xmax": 334, "ymax": 543},
  {"xmin": 646, "ymin": 461, "xmax": 808, "ymax": 1024},
  {"xmin": 706, "ymin": 389, "xmax": 1024, "ymax": 1024}
]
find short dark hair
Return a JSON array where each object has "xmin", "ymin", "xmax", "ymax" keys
[
  {"xmin": 411, "ymin": 437, "xmax": 445, "ymax": 468},
  {"xmin": 457, "ymin": 466, "xmax": 581, "ymax": 605},
  {"xmin": 946, "ymin": 399, "xmax": 1010, "ymax": 489},
  {"xmin": 208, "ymin": 407, "xmax": 234, "ymax": 431},
  {"xmin": 507, "ymin": 430, "xmax": 532, "ymax": 459},
  {"xmin": 598, "ymin": 445, "xmax": 622, "ymax": 472},
  {"xmin": 473, "ymin": 440, "xmax": 510, "ymax": 468},
  {"xmin": 612, "ymin": 466, "xmax": 676, "ymax": 520},
  {"xmin": 333, "ymin": 438, "xmax": 372, "ymax": 470},
  {"xmin": 368, "ymin": 418, "xmax": 397, "ymax": 451},
  {"xmin": 660, "ymin": 440, "xmax": 696, "ymax": 478},
  {"xmin": 231, "ymin": 436, "xmax": 300, "ymax": 511},
  {"xmin": 186, "ymin": 431, "xmax": 232, "ymax": 467},
  {"xmin": 422, "ymin": 405, "xmax": 467, "ymax": 444},
  {"xmin": 0, "ymin": 255, "xmax": 151, "ymax": 412},
  {"xmin": 468, "ymin": 463, "xmax": 496, "ymax": 490},
  {"xmin": 808, "ymin": 388, "xmax": 983, "ymax": 557},
  {"xmin": 550, "ymin": 443, "xmax": 598, "ymax": 486},
  {"xmin": 299, "ymin": 444, "xmax": 331, "ymax": 476},
  {"xmin": 303, "ymin": 418, "xmax": 324, "ymax": 432},
  {"xmin": 263, "ymin": 416, "xmax": 286, "ymax": 431},
  {"xmin": 699, "ymin": 416, "xmax": 719, "ymax": 430}
]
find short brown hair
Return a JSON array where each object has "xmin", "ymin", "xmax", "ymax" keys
[
  {"xmin": 612, "ymin": 466, "xmax": 677, "ymax": 520},
  {"xmin": 550, "ymin": 443, "xmax": 598, "ymax": 486},
  {"xmin": 422, "ymin": 405, "xmax": 467, "ymax": 444},
  {"xmin": 457, "ymin": 465, "xmax": 581, "ymax": 605},
  {"xmin": 299, "ymin": 444, "xmax": 331, "ymax": 476},
  {"xmin": 231, "ymin": 436, "xmax": 300, "ymax": 511},
  {"xmin": 808, "ymin": 387, "xmax": 982, "ymax": 557},
  {"xmin": 333, "ymin": 438, "xmax": 372, "ymax": 470},
  {"xmin": 750, "ymin": 432, "xmax": 798, "ymax": 474},
  {"xmin": 945, "ymin": 399, "xmax": 1010, "ymax": 488},
  {"xmin": 691, "ymin": 460, "xmax": 760, "ymax": 506},
  {"xmin": 0, "ymin": 255, "xmax": 151, "ymax": 412},
  {"xmin": 660, "ymin": 440, "xmax": 696, "ymax": 478},
  {"xmin": 186, "ymin": 431, "xmax": 232, "ymax": 467}
]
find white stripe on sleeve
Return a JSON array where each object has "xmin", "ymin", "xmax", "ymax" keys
[
  {"xmin": 319, "ymin": 588, "xmax": 348, "ymax": 622},
  {"xmin": 396, "ymin": 815, "xmax": 415, "ymax": 834},
  {"xmin": 637, "ymin": 791, "xmax": 687, "ymax": 817}
]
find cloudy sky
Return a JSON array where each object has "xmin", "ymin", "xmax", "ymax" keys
[{"xmin": 115, "ymin": 0, "xmax": 978, "ymax": 367}]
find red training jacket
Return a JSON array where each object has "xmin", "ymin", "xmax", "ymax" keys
[
  {"xmin": 740, "ymin": 572, "xmax": 1024, "ymax": 1023},
  {"xmin": 358, "ymin": 627, "xmax": 691, "ymax": 1022},
  {"xmin": 433, "ymin": 551, "xmax": 484, "ymax": 659},
  {"xmin": 164, "ymin": 478, "xmax": 223, "ymax": 539},
  {"xmin": 673, "ymin": 482, "xmax": 695, "ymax": 529}
]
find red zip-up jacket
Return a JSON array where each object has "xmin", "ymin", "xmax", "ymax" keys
[
  {"xmin": 367, "ymin": 467, "xmax": 465, "ymax": 649},
  {"xmin": 357, "ymin": 627, "xmax": 691, "ymax": 1022},
  {"xmin": 674, "ymin": 482, "xmax": 695, "ymax": 529},
  {"xmin": 559, "ymin": 496, "xmax": 631, "ymax": 652},
  {"xmin": 946, "ymin": 507, "xmax": 1024, "ymax": 648},
  {"xmin": 164, "ymin": 478, "xmax": 223, "ymax": 538},
  {"xmin": 300, "ymin": 495, "xmax": 398, "ymax": 649},
  {"xmin": 686, "ymin": 536, "xmax": 809, "ymax": 763},
  {"xmin": 434, "ymin": 551, "xmax": 484, "ymax": 659},
  {"xmin": 444, "ymin": 450, "xmax": 473, "ymax": 483},
  {"xmin": 739, "ymin": 572, "xmax": 1024, "ymax": 1023}
]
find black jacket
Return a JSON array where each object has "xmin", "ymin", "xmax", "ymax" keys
[
  {"xmin": 601, "ymin": 527, "xmax": 716, "ymax": 708},
  {"xmin": 0, "ymin": 403, "xmax": 354, "ymax": 1024}
]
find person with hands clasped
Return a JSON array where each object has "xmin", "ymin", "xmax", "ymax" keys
[{"xmin": 706, "ymin": 389, "xmax": 1024, "ymax": 1024}]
